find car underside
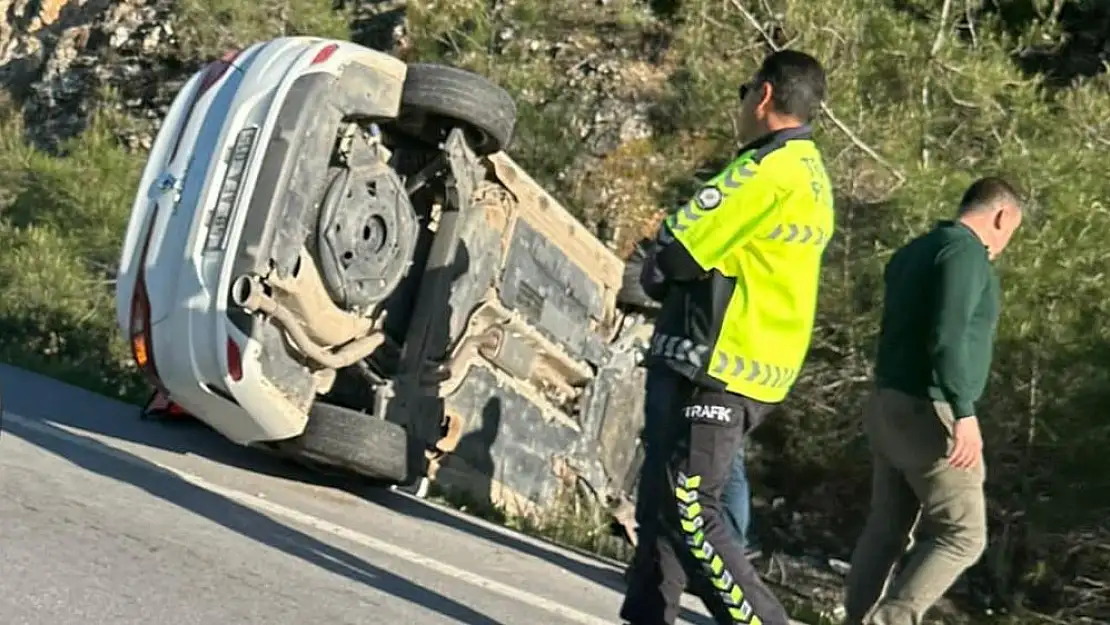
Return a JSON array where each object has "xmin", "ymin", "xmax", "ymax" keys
[{"xmin": 121, "ymin": 38, "xmax": 656, "ymax": 541}]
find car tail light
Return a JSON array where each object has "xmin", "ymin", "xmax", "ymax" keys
[
  {"xmin": 311, "ymin": 43, "xmax": 339, "ymax": 65},
  {"xmin": 168, "ymin": 49, "xmax": 241, "ymax": 162},
  {"xmin": 226, "ymin": 337, "xmax": 243, "ymax": 382},
  {"xmin": 130, "ymin": 208, "xmax": 167, "ymax": 393}
]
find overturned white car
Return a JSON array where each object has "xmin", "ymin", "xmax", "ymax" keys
[{"xmin": 114, "ymin": 36, "xmax": 655, "ymax": 531}]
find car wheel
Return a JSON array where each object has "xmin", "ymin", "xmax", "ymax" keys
[
  {"xmin": 277, "ymin": 401, "xmax": 411, "ymax": 484},
  {"xmin": 398, "ymin": 63, "xmax": 518, "ymax": 156}
]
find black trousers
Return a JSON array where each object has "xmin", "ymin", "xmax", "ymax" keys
[{"xmin": 622, "ymin": 366, "xmax": 792, "ymax": 625}]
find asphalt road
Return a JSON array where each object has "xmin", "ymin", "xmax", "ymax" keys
[{"xmin": 0, "ymin": 364, "xmax": 724, "ymax": 625}]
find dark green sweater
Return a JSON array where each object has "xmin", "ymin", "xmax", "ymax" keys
[{"xmin": 874, "ymin": 220, "xmax": 1001, "ymax": 418}]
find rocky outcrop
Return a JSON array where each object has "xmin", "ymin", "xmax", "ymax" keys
[{"xmin": 0, "ymin": 0, "xmax": 188, "ymax": 149}]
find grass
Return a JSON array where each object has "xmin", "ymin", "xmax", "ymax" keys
[
  {"xmin": 0, "ymin": 109, "xmax": 147, "ymax": 403},
  {"xmin": 2, "ymin": 0, "xmax": 1110, "ymax": 621},
  {"xmin": 172, "ymin": 0, "xmax": 351, "ymax": 62},
  {"xmin": 424, "ymin": 480, "xmax": 636, "ymax": 561}
]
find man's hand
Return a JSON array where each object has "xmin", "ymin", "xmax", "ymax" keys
[
  {"xmin": 948, "ymin": 416, "xmax": 983, "ymax": 469},
  {"xmin": 636, "ymin": 239, "xmax": 670, "ymax": 302}
]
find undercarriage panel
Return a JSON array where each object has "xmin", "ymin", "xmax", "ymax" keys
[
  {"xmin": 497, "ymin": 220, "xmax": 610, "ymax": 367},
  {"xmin": 419, "ymin": 148, "xmax": 653, "ymax": 523},
  {"xmin": 442, "ymin": 364, "xmax": 579, "ymax": 505}
]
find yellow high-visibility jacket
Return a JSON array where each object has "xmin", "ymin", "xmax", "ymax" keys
[{"xmin": 644, "ymin": 125, "xmax": 835, "ymax": 404}]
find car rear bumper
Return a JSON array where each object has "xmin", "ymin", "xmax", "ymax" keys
[
  {"xmin": 220, "ymin": 49, "xmax": 406, "ymax": 417},
  {"xmin": 117, "ymin": 38, "xmax": 406, "ymax": 445}
]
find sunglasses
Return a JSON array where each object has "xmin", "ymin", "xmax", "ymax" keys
[{"xmin": 738, "ymin": 81, "xmax": 760, "ymax": 100}]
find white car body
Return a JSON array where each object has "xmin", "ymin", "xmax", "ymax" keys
[
  {"xmin": 115, "ymin": 37, "xmax": 406, "ymax": 445},
  {"xmin": 114, "ymin": 36, "xmax": 652, "ymax": 534}
]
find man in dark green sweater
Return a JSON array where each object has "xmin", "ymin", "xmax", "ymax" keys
[{"xmin": 842, "ymin": 177, "xmax": 1024, "ymax": 625}]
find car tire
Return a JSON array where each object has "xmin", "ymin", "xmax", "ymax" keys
[
  {"xmin": 616, "ymin": 239, "xmax": 662, "ymax": 313},
  {"xmin": 398, "ymin": 63, "xmax": 518, "ymax": 156},
  {"xmin": 278, "ymin": 401, "xmax": 410, "ymax": 484}
]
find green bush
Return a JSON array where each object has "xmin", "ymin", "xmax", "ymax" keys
[
  {"xmin": 173, "ymin": 0, "xmax": 351, "ymax": 62},
  {"xmin": 0, "ymin": 110, "xmax": 147, "ymax": 401}
]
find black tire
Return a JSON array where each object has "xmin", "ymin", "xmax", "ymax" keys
[
  {"xmin": 278, "ymin": 401, "xmax": 410, "ymax": 483},
  {"xmin": 399, "ymin": 63, "xmax": 518, "ymax": 156},
  {"xmin": 617, "ymin": 239, "xmax": 663, "ymax": 313}
]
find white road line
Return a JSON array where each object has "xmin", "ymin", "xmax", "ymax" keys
[{"xmin": 4, "ymin": 413, "xmax": 614, "ymax": 625}]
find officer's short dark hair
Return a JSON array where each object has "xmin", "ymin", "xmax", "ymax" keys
[
  {"xmin": 958, "ymin": 176, "xmax": 1023, "ymax": 215},
  {"xmin": 756, "ymin": 50, "xmax": 827, "ymax": 123}
]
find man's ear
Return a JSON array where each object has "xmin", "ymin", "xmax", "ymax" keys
[{"xmin": 757, "ymin": 82, "xmax": 774, "ymax": 113}]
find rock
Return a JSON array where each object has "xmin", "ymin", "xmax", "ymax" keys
[
  {"xmin": 351, "ymin": 0, "xmax": 408, "ymax": 52},
  {"xmin": 828, "ymin": 558, "xmax": 851, "ymax": 576},
  {"xmin": 0, "ymin": 0, "xmax": 181, "ymax": 149},
  {"xmin": 583, "ymin": 99, "xmax": 652, "ymax": 156}
]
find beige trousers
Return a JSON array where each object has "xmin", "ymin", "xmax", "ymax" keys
[{"xmin": 843, "ymin": 387, "xmax": 988, "ymax": 625}]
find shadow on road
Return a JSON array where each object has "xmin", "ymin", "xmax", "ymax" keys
[
  {"xmin": 0, "ymin": 364, "xmax": 712, "ymax": 625},
  {"xmin": 3, "ymin": 414, "xmax": 506, "ymax": 625}
]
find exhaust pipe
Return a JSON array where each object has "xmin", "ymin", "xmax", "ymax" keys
[
  {"xmin": 231, "ymin": 273, "xmax": 270, "ymax": 312},
  {"xmin": 231, "ymin": 274, "xmax": 386, "ymax": 370}
]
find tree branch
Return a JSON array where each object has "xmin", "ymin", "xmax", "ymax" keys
[
  {"xmin": 929, "ymin": 0, "xmax": 954, "ymax": 57},
  {"xmin": 726, "ymin": 0, "xmax": 906, "ymax": 185},
  {"xmin": 921, "ymin": 0, "xmax": 955, "ymax": 166},
  {"xmin": 964, "ymin": 0, "xmax": 978, "ymax": 48}
]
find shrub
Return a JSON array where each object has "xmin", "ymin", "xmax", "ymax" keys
[
  {"xmin": 0, "ymin": 110, "xmax": 147, "ymax": 401},
  {"xmin": 173, "ymin": 0, "xmax": 351, "ymax": 62}
]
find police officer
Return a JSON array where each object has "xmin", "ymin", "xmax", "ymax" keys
[{"xmin": 621, "ymin": 49, "xmax": 834, "ymax": 625}]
